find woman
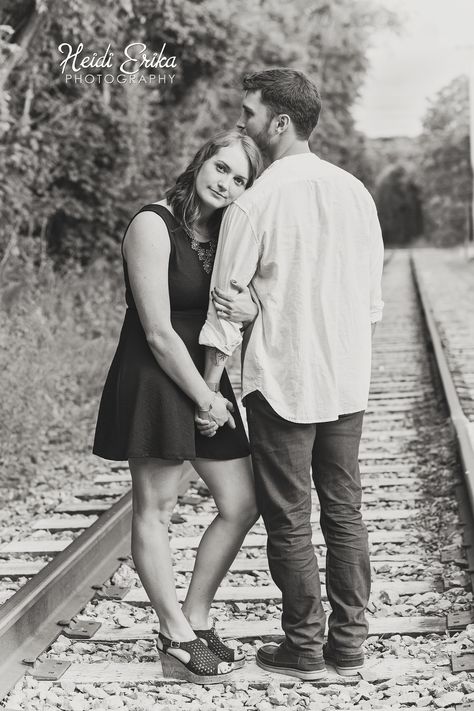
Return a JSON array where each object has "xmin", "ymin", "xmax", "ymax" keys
[{"xmin": 93, "ymin": 131, "xmax": 262, "ymax": 684}]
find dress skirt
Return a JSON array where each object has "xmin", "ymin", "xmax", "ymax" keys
[{"xmin": 93, "ymin": 307, "xmax": 250, "ymax": 461}]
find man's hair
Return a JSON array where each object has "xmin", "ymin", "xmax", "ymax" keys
[{"xmin": 242, "ymin": 68, "xmax": 321, "ymax": 140}]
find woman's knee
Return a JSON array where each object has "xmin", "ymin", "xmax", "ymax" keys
[
  {"xmin": 218, "ymin": 495, "xmax": 259, "ymax": 529},
  {"xmin": 130, "ymin": 458, "xmax": 181, "ymax": 525},
  {"xmin": 132, "ymin": 489, "xmax": 178, "ymax": 526}
]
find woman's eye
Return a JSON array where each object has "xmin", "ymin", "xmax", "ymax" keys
[
  {"xmin": 234, "ymin": 178, "xmax": 245, "ymax": 187},
  {"xmin": 216, "ymin": 163, "xmax": 225, "ymax": 172}
]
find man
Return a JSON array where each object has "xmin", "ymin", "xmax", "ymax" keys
[{"xmin": 199, "ymin": 68, "xmax": 384, "ymax": 680}]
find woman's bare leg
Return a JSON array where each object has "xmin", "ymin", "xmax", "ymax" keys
[
  {"xmin": 181, "ymin": 456, "xmax": 259, "ymax": 629},
  {"xmin": 129, "ymin": 457, "xmax": 195, "ymax": 642}
]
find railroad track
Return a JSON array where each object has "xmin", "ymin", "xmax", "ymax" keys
[{"xmin": 1, "ymin": 250, "xmax": 473, "ymax": 709}]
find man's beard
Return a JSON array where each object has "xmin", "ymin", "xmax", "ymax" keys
[{"xmin": 251, "ymin": 120, "xmax": 273, "ymax": 156}]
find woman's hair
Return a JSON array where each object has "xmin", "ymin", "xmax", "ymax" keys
[{"xmin": 166, "ymin": 130, "xmax": 262, "ymax": 238}]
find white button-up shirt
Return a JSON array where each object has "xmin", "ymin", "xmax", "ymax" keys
[{"xmin": 199, "ymin": 153, "xmax": 384, "ymax": 423}]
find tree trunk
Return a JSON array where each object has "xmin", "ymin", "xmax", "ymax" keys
[{"xmin": 0, "ymin": 3, "xmax": 43, "ymax": 94}]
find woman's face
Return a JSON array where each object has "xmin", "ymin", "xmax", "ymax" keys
[{"xmin": 195, "ymin": 143, "xmax": 251, "ymax": 212}]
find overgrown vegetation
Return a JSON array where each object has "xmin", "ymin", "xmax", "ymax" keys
[
  {"xmin": 0, "ymin": 258, "xmax": 123, "ymax": 498},
  {"xmin": 417, "ymin": 75, "xmax": 472, "ymax": 246},
  {"xmin": 0, "ymin": 1, "xmax": 398, "ymax": 492},
  {"xmin": 375, "ymin": 164, "xmax": 423, "ymax": 245},
  {"xmin": 7, "ymin": 3, "xmax": 471, "ymax": 495},
  {"xmin": 0, "ymin": 0, "xmax": 394, "ymax": 265}
]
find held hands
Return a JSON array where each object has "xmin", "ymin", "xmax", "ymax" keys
[
  {"xmin": 212, "ymin": 280, "xmax": 257, "ymax": 325},
  {"xmin": 195, "ymin": 392, "xmax": 236, "ymax": 438}
]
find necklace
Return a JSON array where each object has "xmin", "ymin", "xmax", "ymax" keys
[{"xmin": 186, "ymin": 226, "xmax": 217, "ymax": 274}]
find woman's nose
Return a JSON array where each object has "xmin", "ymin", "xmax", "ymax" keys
[{"xmin": 217, "ymin": 175, "xmax": 230, "ymax": 191}]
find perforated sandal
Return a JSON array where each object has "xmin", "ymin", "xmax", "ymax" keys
[
  {"xmin": 157, "ymin": 631, "xmax": 234, "ymax": 684},
  {"xmin": 193, "ymin": 619, "xmax": 245, "ymax": 668}
]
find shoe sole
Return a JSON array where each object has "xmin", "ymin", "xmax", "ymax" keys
[
  {"xmin": 159, "ymin": 651, "xmax": 234, "ymax": 684},
  {"xmin": 256, "ymin": 657, "xmax": 327, "ymax": 680},
  {"xmin": 325, "ymin": 660, "xmax": 364, "ymax": 677}
]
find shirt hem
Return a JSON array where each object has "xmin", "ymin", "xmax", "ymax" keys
[{"xmin": 241, "ymin": 386, "xmax": 368, "ymax": 424}]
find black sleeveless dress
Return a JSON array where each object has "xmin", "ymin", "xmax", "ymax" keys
[{"xmin": 93, "ymin": 204, "xmax": 250, "ymax": 461}]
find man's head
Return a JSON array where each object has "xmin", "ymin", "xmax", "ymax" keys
[{"xmin": 236, "ymin": 68, "xmax": 321, "ymax": 156}]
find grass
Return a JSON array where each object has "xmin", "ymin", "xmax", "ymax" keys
[
  {"xmin": 0, "ymin": 257, "xmax": 124, "ymax": 498},
  {"xmin": 0, "ymin": 255, "xmax": 244, "ymax": 509}
]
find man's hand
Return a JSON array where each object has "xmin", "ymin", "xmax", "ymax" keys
[
  {"xmin": 209, "ymin": 392, "xmax": 236, "ymax": 428},
  {"xmin": 212, "ymin": 280, "xmax": 257, "ymax": 325}
]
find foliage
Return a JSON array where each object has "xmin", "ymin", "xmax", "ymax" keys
[
  {"xmin": 417, "ymin": 76, "xmax": 472, "ymax": 246},
  {"xmin": 0, "ymin": 0, "xmax": 395, "ymax": 266},
  {"xmin": 367, "ymin": 136, "xmax": 419, "ymax": 184},
  {"xmin": 0, "ymin": 256, "xmax": 123, "ymax": 488},
  {"xmin": 0, "ymin": 2, "xmax": 401, "ymax": 494},
  {"xmin": 374, "ymin": 164, "xmax": 423, "ymax": 245}
]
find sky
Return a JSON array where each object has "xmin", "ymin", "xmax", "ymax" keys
[{"xmin": 353, "ymin": 0, "xmax": 474, "ymax": 138}]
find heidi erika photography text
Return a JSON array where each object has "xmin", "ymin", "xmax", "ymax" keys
[{"xmin": 57, "ymin": 42, "xmax": 177, "ymax": 84}]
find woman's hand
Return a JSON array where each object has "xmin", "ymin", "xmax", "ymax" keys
[
  {"xmin": 195, "ymin": 392, "xmax": 235, "ymax": 437},
  {"xmin": 212, "ymin": 280, "xmax": 257, "ymax": 326},
  {"xmin": 195, "ymin": 412, "xmax": 219, "ymax": 437}
]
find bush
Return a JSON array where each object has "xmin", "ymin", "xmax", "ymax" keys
[
  {"xmin": 0, "ymin": 257, "xmax": 124, "ymax": 490},
  {"xmin": 417, "ymin": 76, "xmax": 472, "ymax": 246}
]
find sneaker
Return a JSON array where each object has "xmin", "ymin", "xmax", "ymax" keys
[
  {"xmin": 323, "ymin": 643, "xmax": 364, "ymax": 676},
  {"xmin": 256, "ymin": 642, "xmax": 326, "ymax": 680}
]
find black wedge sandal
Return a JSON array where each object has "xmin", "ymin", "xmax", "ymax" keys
[
  {"xmin": 157, "ymin": 631, "xmax": 234, "ymax": 684},
  {"xmin": 194, "ymin": 619, "xmax": 246, "ymax": 669}
]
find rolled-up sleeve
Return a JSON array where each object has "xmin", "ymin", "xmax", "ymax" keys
[
  {"xmin": 199, "ymin": 203, "xmax": 259, "ymax": 355},
  {"xmin": 368, "ymin": 201, "xmax": 384, "ymax": 323}
]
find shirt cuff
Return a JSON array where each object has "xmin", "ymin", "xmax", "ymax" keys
[
  {"xmin": 199, "ymin": 320, "xmax": 243, "ymax": 357},
  {"xmin": 370, "ymin": 307, "xmax": 384, "ymax": 324}
]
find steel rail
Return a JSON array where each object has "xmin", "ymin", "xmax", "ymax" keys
[
  {"xmin": 1, "ymin": 255, "xmax": 471, "ymax": 699},
  {"xmin": 0, "ymin": 463, "xmax": 197, "ymax": 701},
  {"xmin": 0, "ymin": 491, "xmax": 133, "ymax": 700},
  {"xmin": 411, "ymin": 254, "xmax": 474, "ymax": 535}
]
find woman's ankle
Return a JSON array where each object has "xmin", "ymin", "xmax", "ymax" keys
[
  {"xmin": 159, "ymin": 617, "xmax": 195, "ymax": 642},
  {"xmin": 181, "ymin": 607, "xmax": 211, "ymax": 631}
]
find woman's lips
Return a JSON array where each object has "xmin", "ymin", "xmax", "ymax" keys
[{"xmin": 209, "ymin": 188, "xmax": 226, "ymax": 199}]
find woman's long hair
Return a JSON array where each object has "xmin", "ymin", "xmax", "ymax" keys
[{"xmin": 166, "ymin": 130, "xmax": 262, "ymax": 239}]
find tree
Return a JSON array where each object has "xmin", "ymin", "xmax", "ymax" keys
[
  {"xmin": 417, "ymin": 75, "xmax": 472, "ymax": 246},
  {"xmin": 375, "ymin": 165, "xmax": 423, "ymax": 245},
  {"xmin": 0, "ymin": 0, "xmax": 395, "ymax": 265}
]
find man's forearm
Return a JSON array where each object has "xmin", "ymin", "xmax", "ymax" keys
[{"xmin": 204, "ymin": 347, "xmax": 228, "ymax": 391}]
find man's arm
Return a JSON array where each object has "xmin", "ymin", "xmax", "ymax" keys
[
  {"xmin": 369, "ymin": 199, "xmax": 384, "ymax": 327},
  {"xmin": 199, "ymin": 203, "xmax": 260, "ymax": 390},
  {"xmin": 204, "ymin": 347, "xmax": 229, "ymax": 393}
]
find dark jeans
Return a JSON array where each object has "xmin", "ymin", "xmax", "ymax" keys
[{"xmin": 245, "ymin": 391, "xmax": 370, "ymax": 657}]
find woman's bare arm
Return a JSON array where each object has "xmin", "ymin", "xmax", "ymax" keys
[{"xmin": 124, "ymin": 211, "xmax": 230, "ymax": 418}]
